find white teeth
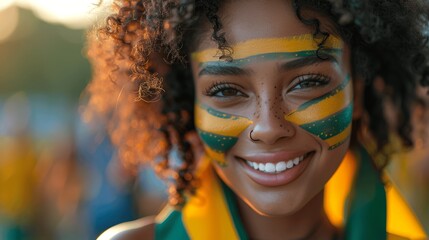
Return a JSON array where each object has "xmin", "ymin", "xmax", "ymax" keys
[
  {"xmin": 252, "ymin": 162, "xmax": 258, "ymax": 170},
  {"xmin": 245, "ymin": 154, "xmax": 307, "ymax": 174},
  {"xmin": 265, "ymin": 163, "xmax": 276, "ymax": 173},
  {"xmin": 293, "ymin": 157, "xmax": 300, "ymax": 165},
  {"xmin": 259, "ymin": 163, "xmax": 265, "ymax": 171},
  {"xmin": 275, "ymin": 161, "xmax": 287, "ymax": 172},
  {"xmin": 252, "ymin": 162, "xmax": 259, "ymax": 170},
  {"xmin": 286, "ymin": 160, "xmax": 294, "ymax": 169}
]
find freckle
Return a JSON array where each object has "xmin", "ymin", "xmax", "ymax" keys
[{"xmin": 280, "ymin": 124, "xmax": 283, "ymax": 128}]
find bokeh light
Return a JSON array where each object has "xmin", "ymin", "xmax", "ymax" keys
[
  {"xmin": 16, "ymin": 0, "xmax": 106, "ymax": 28},
  {"xmin": 0, "ymin": 0, "xmax": 14, "ymax": 11},
  {"xmin": 0, "ymin": 1, "xmax": 428, "ymax": 238},
  {"xmin": 0, "ymin": 6, "xmax": 19, "ymax": 43}
]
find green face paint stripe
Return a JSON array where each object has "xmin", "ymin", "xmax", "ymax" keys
[
  {"xmin": 199, "ymin": 49, "xmax": 342, "ymax": 67},
  {"xmin": 198, "ymin": 103, "xmax": 241, "ymax": 120},
  {"xmin": 197, "ymin": 129, "xmax": 238, "ymax": 152},
  {"xmin": 299, "ymin": 103, "xmax": 353, "ymax": 140},
  {"xmin": 296, "ymin": 75, "xmax": 351, "ymax": 112},
  {"xmin": 193, "ymin": 34, "xmax": 344, "ymax": 62}
]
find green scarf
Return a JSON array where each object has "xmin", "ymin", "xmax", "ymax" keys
[{"xmin": 154, "ymin": 145, "xmax": 426, "ymax": 239}]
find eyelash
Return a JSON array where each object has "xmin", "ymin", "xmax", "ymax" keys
[
  {"xmin": 203, "ymin": 74, "xmax": 330, "ymax": 97},
  {"xmin": 204, "ymin": 81, "xmax": 246, "ymax": 98},
  {"xmin": 290, "ymin": 74, "xmax": 330, "ymax": 91}
]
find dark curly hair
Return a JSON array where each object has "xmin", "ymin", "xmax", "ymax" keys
[{"xmin": 84, "ymin": 0, "xmax": 429, "ymax": 206}]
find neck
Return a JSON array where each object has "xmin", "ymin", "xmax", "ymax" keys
[{"xmin": 237, "ymin": 190, "xmax": 338, "ymax": 240}]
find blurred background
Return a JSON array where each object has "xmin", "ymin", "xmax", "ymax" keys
[
  {"xmin": 0, "ymin": 1, "xmax": 428, "ymax": 239},
  {"xmin": 0, "ymin": 1, "xmax": 166, "ymax": 239}
]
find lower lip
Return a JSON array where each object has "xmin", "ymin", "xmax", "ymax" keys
[{"xmin": 240, "ymin": 153, "xmax": 312, "ymax": 187}]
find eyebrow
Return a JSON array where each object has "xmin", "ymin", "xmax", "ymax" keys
[
  {"xmin": 198, "ymin": 65, "xmax": 253, "ymax": 77},
  {"xmin": 279, "ymin": 54, "xmax": 338, "ymax": 71}
]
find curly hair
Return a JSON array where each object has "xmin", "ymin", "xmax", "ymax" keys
[{"xmin": 84, "ymin": 0, "xmax": 429, "ymax": 206}]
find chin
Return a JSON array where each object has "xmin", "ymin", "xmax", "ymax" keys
[{"xmin": 240, "ymin": 184, "xmax": 317, "ymax": 217}]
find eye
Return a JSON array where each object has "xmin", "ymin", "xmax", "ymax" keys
[
  {"xmin": 204, "ymin": 82, "xmax": 247, "ymax": 98},
  {"xmin": 289, "ymin": 74, "xmax": 330, "ymax": 92}
]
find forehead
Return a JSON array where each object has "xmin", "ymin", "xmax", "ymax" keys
[
  {"xmin": 195, "ymin": 0, "xmax": 336, "ymax": 51},
  {"xmin": 192, "ymin": 34, "xmax": 343, "ymax": 64}
]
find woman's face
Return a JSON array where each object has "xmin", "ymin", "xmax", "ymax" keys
[{"xmin": 191, "ymin": 0, "xmax": 353, "ymax": 216}]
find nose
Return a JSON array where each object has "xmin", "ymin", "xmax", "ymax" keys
[{"xmin": 249, "ymin": 98, "xmax": 296, "ymax": 145}]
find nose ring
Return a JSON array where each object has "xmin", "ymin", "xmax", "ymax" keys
[{"xmin": 249, "ymin": 130, "xmax": 259, "ymax": 142}]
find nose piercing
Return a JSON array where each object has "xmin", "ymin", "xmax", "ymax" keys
[{"xmin": 249, "ymin": 130, "xmax": 259, "ymax": 142}]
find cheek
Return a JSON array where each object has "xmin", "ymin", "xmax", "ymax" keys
[
  {"xmin": 285, "ymin": 75, "xmax": 353, "ymax": 150},
  {"xmin": 195, "ymin": 103, "xmax": 252, "ymax": 165}
]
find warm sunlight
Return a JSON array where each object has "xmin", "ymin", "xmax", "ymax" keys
[
  {"xmin": 0, "ymin": 6, "xmax": 19, "ymax": 43},
  {"xmin": 0, "ymin": 0, "xmax": 114, "ymax": 42},
  {"xmin": 13, "ymin": 0, "xmax": 112, "ymax": 29},
  {"xmin": 0, "ymin": 0, "xmax": 14, "ymax": 12}
]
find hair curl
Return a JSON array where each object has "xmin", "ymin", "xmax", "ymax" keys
[{"xmin": 84, "ymin": 0, "xmax": 429, "ymax": 206}]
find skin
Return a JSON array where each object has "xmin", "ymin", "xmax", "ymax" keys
[
  {"xmin": 102, "ymin": 0, "xmax": 362, "ymax": 239},
  {"xmin": 194, "ymin": 35, "xmax": 352, "ymax": 163},
  {"xmin": 191, "ymin": 0, "xmax": 354, "ymax": 239},
  {"xmin": 194, "ymin": 102, "xmax": 253, "ymax": 165}
]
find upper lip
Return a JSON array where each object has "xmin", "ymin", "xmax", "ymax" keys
[{"xmin": 238, "ymin": 150, "xmax": 311, "ymax": 164}]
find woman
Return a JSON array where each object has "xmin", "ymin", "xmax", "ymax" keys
[{"xmin": 86, "ymin": 0, "xmax": 429, "ymax": 239}]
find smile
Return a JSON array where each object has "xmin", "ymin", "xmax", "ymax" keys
[
  {"xmin": 239, "ymin": 151, "xmax": 313, "ymax": 187},
  {"xmin": 245, "ymin": 155, "xmax": 305, "ymax": 174}
]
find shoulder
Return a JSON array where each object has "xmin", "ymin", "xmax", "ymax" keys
[{"xmin": 97, "ymin": 216, "xmax": 156, "ymax": 240}]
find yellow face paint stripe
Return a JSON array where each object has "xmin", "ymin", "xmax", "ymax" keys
[
  {"xmin": 195, "ymin": 103, "xmax": 253, "ymax": 137},
  {"xmin": 286, "ymin": 78, "xmax": 352, "ymax": 125},
  {"xmin": 325, "ymin": 124, "xmax": 352, "ymax": 149},
  {"xmin": 203, "ymin": 145, "xmax": 227, "ymax": 166},
  {"xmin": 195, "ymin": 103, "xmax": 253, "ymax": 165},
  {"xmin": 192, "ymin": 34, "xmax": 343, "ymax": 63}
]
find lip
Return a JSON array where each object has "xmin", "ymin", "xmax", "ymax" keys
[{"xmin": 238, "ymin": 151, "xmax": 314, "ymax": 187}]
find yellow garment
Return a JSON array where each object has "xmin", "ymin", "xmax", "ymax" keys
[
  {"xmin": 155, "ymin": 151, "xmax": 427, "ymax": 239},
  {"xmin": 325, "ymin": 152, "xmax": 427, "ymax": 240},
  {"xmin": 0, "ymin": 137, "xmax": 37, "ymax": 220}
]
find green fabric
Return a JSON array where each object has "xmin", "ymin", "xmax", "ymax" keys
[
  {"xmin": 154, "ymin": 210, "xmax": 190, "ymax": 240},
  {"xmin": 154, "ymin": 181, "xmax": 249, "ymax": 240},
  {"xmin": 154, "ymin": 145, "xmax": 387, "ymax": 240},
  {"xmin": 221, "ymin": 180, "xmax": 249, "ymax": 240},
  {"xmin": 344, "ymin": 145, "xmax": 387, "ymax": 240}
]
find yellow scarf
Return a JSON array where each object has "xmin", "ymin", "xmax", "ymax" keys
[{"xmin": 155, "ymin": 149, "xmax": 426, "ymax": 240}]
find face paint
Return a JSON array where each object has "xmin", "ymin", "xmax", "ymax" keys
[
  {"xmin": 192, "ymin": 34, "xmax": 343, "ymax": 67},
  {"xmin": 285, "ymin": 75, "xmax": 353, "ymax": 150},
  {"xmin": 195, "ymin": 103, "xmax": 253, "ymax": 166},
  {"xmin": 193, "ymin": 33, "xmax": 347, "ymax": 162}
]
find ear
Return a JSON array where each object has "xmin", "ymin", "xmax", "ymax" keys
[{"xmin": 352, "ymin": 76, "xmax": 365, "ymax": 120}]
